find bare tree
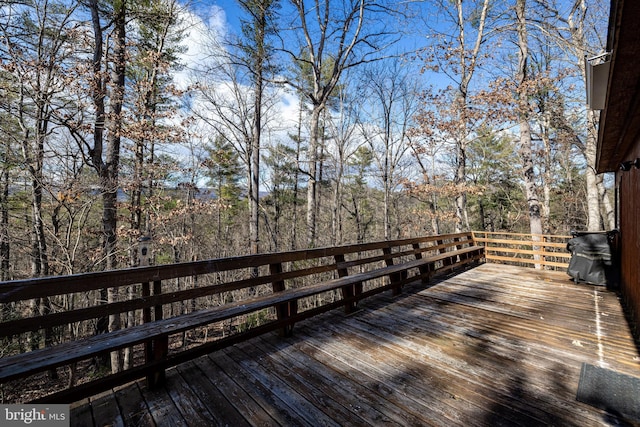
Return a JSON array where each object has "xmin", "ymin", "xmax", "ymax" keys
[
  {"xmin": 0, "ymin": 0, "xmax": 78, "ymax": 358},
  {"xmin": 237, "ymin": 0, "xmax": 280, "ymax": 258},
  {"xmin": 126, "ymin": 0, "xmax": 186, "ymax": 254},
  {"xmin": 77, "ymin": 0, "xmax": 128, "ymax": 373},
  {"xmin": 325, "ymin": 79, "xmax": 360, "ymax": 246},
  {"xmin": 534, "ymin": 0, "xmax": 611, "ymax": 230},
  {"xmin": 193, "ymin": 1, "xmax": 279, "ymax": 259},
  {"xmin": 565, "ymin": 0, "xmax": 612, "ymax": 230},
  {"xmin": 358, "ymin": 62, "xmax": 416, "ymax": 239},
  {"xmin": 0, "ymin": 1, "xmax": 78, "ymax": 278},
  {"xmin": 515, "ymin": 0, "xmax": 543, "ymax": 238},
  {"xmin": 418, "ymin": 0, "xmax": 493, "ymax": 232},
  {"xmin": 281, "ymin": 0, "xmax": 398, "ymax": 247}
]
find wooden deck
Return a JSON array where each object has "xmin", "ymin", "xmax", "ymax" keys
[{"xmin": 70, "ymin": 263, "xmax": 640, "ymax": 426}]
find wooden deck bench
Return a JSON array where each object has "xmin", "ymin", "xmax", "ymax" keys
[{"xmin": 0, "ymin": 232, "xmax": 484, "ymax": 403}]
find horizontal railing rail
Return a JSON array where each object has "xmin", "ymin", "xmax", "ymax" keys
[
  {"xmin": 0, "ymin": 232, "xmax": 483, "ymax": 404},
  {"xmin": 472, "ymin": 231, "xmax": 571, "ymax": 270}
]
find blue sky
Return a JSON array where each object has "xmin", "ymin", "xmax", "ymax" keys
[{"xmin": 185, "ymin": 0, "xmax": 430, "ymax": 59}]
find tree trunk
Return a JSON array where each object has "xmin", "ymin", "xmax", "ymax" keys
[
  {"xmin": 383, "ymin": 135, "xmax": 391, "ymax": 240},
  {"xmin": 451, "ymin": 0, "xmax": 489, "ymax": 233},
  {"xmin": 454, "ymin": 133, "xmax": 468, "ymax": 233},
  {"xmin": 317, "ymin": 121, "xmax": 327, "ymax": 241},
  {"xmin": 249, "ymin": 6, "xmax": 266, "ymax": 260},
  {"xmin": 249, "ymin": 73, "xmax": 262, "ymax": 262},
  {"xmin": 540, "ymin": 119, "xmax": 552, "ymax": 234},
  {"xmin": 125, "ymin": 128, "xmax": 143, "ymax": 368},
  {"xmin": 597, "ymin": 175, "xmax": 616, "ymax": 230},
  {"xmin": 102, "ymin": 0, "xmax": 126, "ymax": 374},
  {"xmin": 0, "ymin": 167, "xmax": 9, "ymax": 281},
  {"xmin": 291, "ymin": 103, "xmax": 303, "ymax": 250},
  {"xmin": 28, "ymin": 171, "xmax": 48, "ymax": 277},
  {"xmin": 516, "ymin": 0, "xmax": 543, "ymax": 249},
  {"xmin": 431, "ymin": 191, "xmax": 440, "ymax": 235},
  {"xmin": 564, "ymin": 0, "xmax": 604, "ymax": 232},
  {"xmin": 519, "ymin": 121, "xmax": 543, "ymax": 236},
  {"xmin": 331, "ymin": 147, "xmax": 344, "ymax": 246},
  {"xmin": 306, "ymin": 106, "xmax": 321, "ymax": 247},
  {"xmin": 87, "ymin": 1, "xmax": 111, "ymax": 359},
  {"xmin": 585, "ymin": 110, "xmax": 601, "ymax": 231}
]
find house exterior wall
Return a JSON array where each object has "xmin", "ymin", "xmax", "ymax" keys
[{"xmin": 617, "ymin": 143, "xmax": 640, "ymax": 336}]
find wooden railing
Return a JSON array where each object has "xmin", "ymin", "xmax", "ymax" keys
[
  {"xmin": 472, "ymin": 231, "xmax": 571, "ymax": 270},
  {"xmin": 0, "ymin": 232, "xmax": 483, "ymax": 404}
]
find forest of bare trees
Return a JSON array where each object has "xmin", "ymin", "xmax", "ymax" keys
[{"xmin": 0, "ymin": 0, "xmax": 612, "ymax": 285}]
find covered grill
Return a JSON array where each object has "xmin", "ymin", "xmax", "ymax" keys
[{"xmin": 566, "ymin": 231, "xmax": 618, "ymax": 287}]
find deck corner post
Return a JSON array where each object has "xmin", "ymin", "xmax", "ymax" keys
[{"xmin": 270, "ymin": 262, "xmax": 295, "ymax": 337}]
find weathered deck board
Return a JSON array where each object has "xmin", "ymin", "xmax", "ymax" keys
[
  {"xmin": 238, "ymin": 338, "xmax": 407, "ymax": 426},
  {"xmin": 317, "ymin": 299, "xmax": 596, "ymax": 425},
  {"xmin": 175, "ymin": 361, "xmax": 251, "ymax": 427},
  {"xmin": 249, "ymin": 335, "xmax": 435, "ymax": 426},
  {"xmin": 138, "ymin": 378, "xmax": 188, "ymax": 426},
  {"xmin": 88, "ymin": 391, "xmax": 125, "ymax": 427},
  {"xmin": 195, "ymin": 353, "xmax": 282, "ymax": 426},
  {"xmin": 113, "ymin": 383, "xmax": 154, "ymax": 427},
  {"xmin": 71, "ymin": 264, "xmax": 640, "ymax": 426}
]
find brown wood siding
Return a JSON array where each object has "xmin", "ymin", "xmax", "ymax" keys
[{"xmin": 618, "ymin": 165, "xmax": 640, "ymax": 336}]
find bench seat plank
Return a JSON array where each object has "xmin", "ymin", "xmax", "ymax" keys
[{"xmin": 0, "ymin": 273, "xmax": 385, "ymax": 381}]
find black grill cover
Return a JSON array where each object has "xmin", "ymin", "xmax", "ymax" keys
[{"xmin": 566, "ymin": 232, "xmax": 614, "ymax": 286}]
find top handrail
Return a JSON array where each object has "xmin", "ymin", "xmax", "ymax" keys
[
  {"xmin": 471, "ymin": 230, "xmax": 572, "ymax": 239},
  {"xmin": 0, "ymin": 233, "xmax": 471, "ymax": 303}
]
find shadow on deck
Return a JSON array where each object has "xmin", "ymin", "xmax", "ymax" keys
[{"xmin": 71, "ymin": 263, "xmax": 640, "ymax": 427}]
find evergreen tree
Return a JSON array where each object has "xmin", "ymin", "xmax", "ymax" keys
[
  {"xmin": 125, "ymin": 0, "xmax": 187, "ymax": 264},
  {"xmin": 344, "ymin": 146, "xmax": 375, "ymax": 243},
  {"xmin": 204, "ymin": 135, "xmax": 244, "ymax": 244},
  {"xmin": 467, "ymin": 128, "xmax": 522, "ymax": 231},
  {"xmin": 263, "ymin": 143, "xmax": 299, "ymax": 250},
  {"xmin": 236, "ymin": 0, "xmax": 280, "ymax": 257}
]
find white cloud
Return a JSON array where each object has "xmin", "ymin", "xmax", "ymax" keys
[
  {"xmin": 271, "ymin": 89, "xmax": 303, "ymax": 133},
  {"xmin": 173, "ymin": 5, "xmax": 229, "ymax": 91}
]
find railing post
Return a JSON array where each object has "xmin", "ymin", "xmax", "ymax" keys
[
  {"xmin": 455, "ymin": 236, "xmax": 464, "ymax": 250},
  {"xmin": 453, "ymin": 236, "xmax": 464, "ymax": 263},
  {"xmin": 383, "ymin": 247, "xmax": 404, "ymax": 296},
  {"xmin": 477, "ymin": 231, "xmax": 487, "ymax": 262},
  {"xmin": 335, "ymin": 254, "xmax": 360, "ymax": 314},
  {"xmin": 148, "ymin": 279, "xmax": 167, "ymax": 388},
  {"xmin": 138, "ymin": 237, "xmax": 153, "ymax": 384},
  {"xmin": 413, "ymin": 243, "xmax": 429, "ymax": 284},
  {"xmin": 437, "ymin": 238, "xmax": 453, "ymax": 271},
  {"xmin": 142, "ymin": 281, "xmax": 152, "ymax": 382},
  {"xmin": 270, "ymin": 262, "xmax": 295, "ymax": 336},
  {"xmin": 532, "ymin": 233, "xmax": 542, "ymax": 270}
]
